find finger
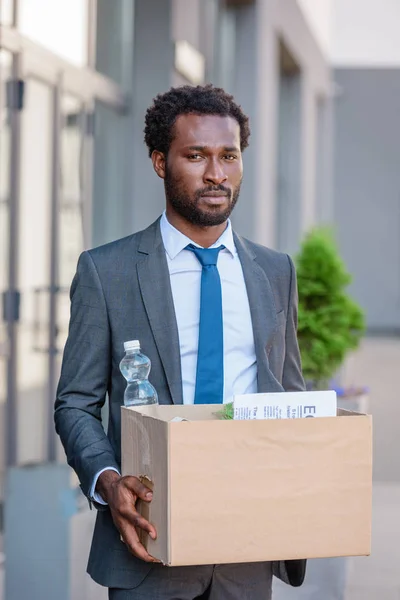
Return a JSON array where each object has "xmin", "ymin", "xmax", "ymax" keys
[
  {"xmin": 130, "ymin": 539, "xmax": 161, "ymax": 563},
  {"xmin": 131, "ymin": 512, "xmax": 157, "ymax": 541},
  {"xmin": 121, "ymin": 525, "xmax": 161, "ymax": 563},
  {"xmin": 117, "ymin": 507, "xmax": 157, "ymax": 541},
  {"xmin": 123, "ymin": 476, "xmax": 153, "ymax": 502}
]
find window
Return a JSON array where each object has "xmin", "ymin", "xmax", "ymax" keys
[
  {"xmin": 0, "ymin": 0, "xmax": 14, "ymax": 25},
  {"xmin": 18, "ymin": 0, "xmax": 89, "ymax": 66},
  {"xmin": 0, "ymin": 50, "xmax": 12, "ymax": 406}
]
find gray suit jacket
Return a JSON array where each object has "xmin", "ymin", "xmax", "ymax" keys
[{"xmin": 55, "ymin": 217, "xmax": 306, "ymax": 590}]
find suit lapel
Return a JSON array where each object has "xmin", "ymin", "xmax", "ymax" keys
[
  {"xmin": 234, "ymin": 232, "xmax": 284, "ymax": 393},
  {"xmin": 136, "ymin": 219, "xmax": 183, "ymax": 405}
]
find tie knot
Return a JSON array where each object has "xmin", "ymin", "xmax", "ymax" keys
[{"xmin": 186, "ymin": 244, "xmax": 225, "ymax": 267}]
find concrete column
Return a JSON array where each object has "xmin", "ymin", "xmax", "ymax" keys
[
  {"xmin": 229, "ymin": 2, "xmax": 258, "ymax": 241},
  {"xmin": 316, "ymin": 93, "xmax": 335, "ymax": 224},
  {"xmin": 92, "ymin": 0, "xmax": 136, "ymax": 247},
  {"xmin": 300, "ymin": 76, "xmax": 318, "ymax": 236},
  {"xmin": 276, "ymin": 70, "xmax": 302, "ymax": 255},
  {"xmin": 254, "ymin": 0, "xmax": 280, "ymax": 247},
  {"xmin": 130, "ymin": 0, "xmax": 175, "ymax": 233}
]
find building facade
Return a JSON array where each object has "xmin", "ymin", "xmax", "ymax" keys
[
  {"xmin": 300, "ymin": 0, "xmax": 400, "ymax": 334},
  {"xmin": 331, "ymin": 0, "xmax": 400, "ymax": 334},
  {"xmin": 0, "ymin": 0, "xmax": 331, "ymax": 547}
]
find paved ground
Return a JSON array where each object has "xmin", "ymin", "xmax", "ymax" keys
[
  {"xmin": 346, "ymin": 483, "xmax": 400, "ymax": 600},
  {"xmin": 343, "ymin": 338, "xmax": 400, "ymax": 600},
  {"xmin": 343, "ymin": 337, "xmax": 400, "ymax": 483},
  {"xmin": 0, "ymin": 337, "xmax": 398, "ymax": 599}
]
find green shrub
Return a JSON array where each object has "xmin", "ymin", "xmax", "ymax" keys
[{"xmin": 295, "ymin": 227, "xmax": 365, "ymax": 389}]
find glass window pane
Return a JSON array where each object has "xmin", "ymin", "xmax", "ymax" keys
[
  {"xmin": 58, "ymin": 95, "xmax": 84, "ymax": 352},
  {"xmin": 0, "ymin": 51, "xmax": 11, "ymax": 498},
  {"xmin": 17, "ymin": 78, "xmax": 53, "ymax": 464},
  {"xmin": 55, "ymin": 96, "xmax": 85, "ymax": 462},
  {"xmin": 0, "ymin": 50, "xmax": 12, "ymax": 490},
  {"xmin": 0, "ymin": 0, "xmax": 14, "ymax": 25},
  {"xmin": 19, "ymin": 0, "xmax": 88, "ymax": 66},
  {"xmin": 96, "ymin": 0, "xmax": 133, "ymax": 87},
  {"xmin": 0, "ymin": 50, "xmax": 12, "ymax": 407}
]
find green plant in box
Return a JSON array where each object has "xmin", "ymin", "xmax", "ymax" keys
[
  {"xmin": 215, "ymin": 402, "xmax": 233, "ymax": 420},
  {"xmin": 295, "ymin": 227, "xmax": 365, "ymax": 390}
]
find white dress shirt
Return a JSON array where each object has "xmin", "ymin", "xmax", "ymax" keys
[
  {"xmin": 160, "ymin": 211, "xmax": 257, "ymax": 404},
  {"xmin": 91, "ymin": 212, "xmax": 257, "ymax": 502}
]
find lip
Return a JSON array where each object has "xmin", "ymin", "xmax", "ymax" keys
[
  {"xmin": 200, "ymin": 195, "xmax": 228, "ymax": 205},
  {"xmin": 201, "ymin": 192, "xmax": 228, "ymax": 197}
]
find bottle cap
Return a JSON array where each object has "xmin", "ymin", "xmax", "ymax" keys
[{"xmin": 124, "ymin": 340, "xmax": 140, "ymax": 352}]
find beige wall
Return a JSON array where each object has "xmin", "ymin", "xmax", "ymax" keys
[
  {"xmin": 332, "ymin": 0, "xmax": 400, "ymax": 66},
  {"xmin": 238, "ymin": 0, "xmax": 331, "ymax": 248},
  {"xmin": 296, "ymin": 0, "xmax": 333, "ymax": 59},
  {"xmin": 297, "ymin": 0, "xmax": 400, "ymax": 67},
  {"xmin": 172, "ymin": 0, "xmax": 202, "ymax": 50}
]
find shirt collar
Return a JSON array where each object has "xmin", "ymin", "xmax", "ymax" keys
[{"xmin": 160, "ymin": 211, "xmax": 236, "ymax": 260}]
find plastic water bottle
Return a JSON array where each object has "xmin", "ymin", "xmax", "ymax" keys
[{"xmin": 119, "ymin": 340, "xmax": 158, "ymax": 407}]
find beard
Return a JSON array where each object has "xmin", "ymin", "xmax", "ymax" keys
[{"xmin": 164, "ymin": 166, "xmax": 241, "ymax": 227}]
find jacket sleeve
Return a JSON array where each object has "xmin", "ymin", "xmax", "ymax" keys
[
  {"xmin": 54, "ymin": 250, "xmax": 120, "ymax": 499},
  {"xmin": 274, "ymin": 254, "xmax": 307, "ymax": 587},
  {"xmin": 273, "ymin": 560, "xmax": 306, "ymax": 587}
]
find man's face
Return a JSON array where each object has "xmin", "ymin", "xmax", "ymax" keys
[{"xmin": 160, "ymin": 114, "xmax": 243, "ymax": 227}]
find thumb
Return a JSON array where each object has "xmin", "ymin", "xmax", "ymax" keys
[{"xmin": 124, "ymin": 475, "xmax": 153, "ymax": 502}]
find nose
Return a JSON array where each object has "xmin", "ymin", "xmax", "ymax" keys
[{"xmin": 203, "ymin": 158, "xmax": 228, "ymax": 186}]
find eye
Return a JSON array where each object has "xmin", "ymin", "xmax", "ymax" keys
[
  {"xmin": 224, "ymin": 154, "xmax": 237, "ymax": 161},
  {"xmin": 188, "ymin": 154, "xmax": 203, "ymax": 160}
]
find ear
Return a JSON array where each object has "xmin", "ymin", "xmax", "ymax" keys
[{"xmin": 152, "ymin": 150, "xmax": 166, "ymax": 180}]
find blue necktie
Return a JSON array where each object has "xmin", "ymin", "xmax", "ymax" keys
[{"xmin": 186, "ymin": 244, "xmax": 225, "ymax": 404}]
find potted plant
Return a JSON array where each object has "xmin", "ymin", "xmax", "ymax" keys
[{"xmin": 273, "ymin": 226, "xmax": 366, "ymax": 600}]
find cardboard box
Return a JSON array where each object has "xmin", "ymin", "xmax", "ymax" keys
[{"xmin": 121, "ymin": 404, "xmax": 372, "ymax": 566}]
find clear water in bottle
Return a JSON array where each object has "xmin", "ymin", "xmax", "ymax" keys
[{"xmin": 119, "ymin": 340, "xmax": 158, "ymax": 407}]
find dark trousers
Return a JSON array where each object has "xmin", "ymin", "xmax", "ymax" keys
[{"xmin": 108, "ymin": 562, "xmax": 273, "ymax": 600}]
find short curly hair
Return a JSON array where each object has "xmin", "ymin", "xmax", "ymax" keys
[{"xmin": 144, "ymin": 84, "xmax": 250, "ymax": 157}]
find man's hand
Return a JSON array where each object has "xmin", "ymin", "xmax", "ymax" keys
[{"xmin": 96, "ymin": 470, "xmax": 159, "ymax": 563}]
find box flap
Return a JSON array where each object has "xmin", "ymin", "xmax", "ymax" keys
[
  {"xmin": 125, "ymin": 404, "xmax": 221, "ymax": 422},
  {"xmin": 121, "ymin": 407, "xmax": 170, "ymax": 563},
  {"xmin": 337, "ymin": 407, "xmax": 368, "ymax": 416}
]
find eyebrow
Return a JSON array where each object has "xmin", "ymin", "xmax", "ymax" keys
[{"xmin": 186, "ymin": 145, "xmax": 240, "ymax": 153}]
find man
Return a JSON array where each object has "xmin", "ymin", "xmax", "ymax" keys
[{"xmin": 55, "ymin": 84, "xmax": 306, "ymax": 599}]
